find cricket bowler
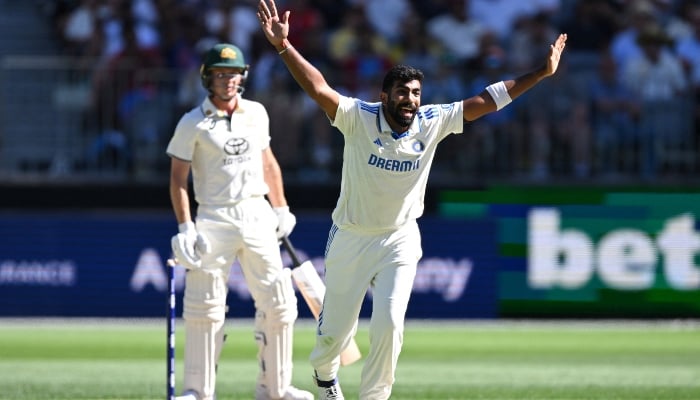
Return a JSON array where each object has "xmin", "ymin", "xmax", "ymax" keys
[{"xmin": 257, "ymin": 0, "xmax": 568, "ymax": 398}]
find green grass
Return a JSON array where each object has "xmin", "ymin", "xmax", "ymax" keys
[{"xmin": 0, "ymin": 319, "xmax": 698, "ymax": 399}]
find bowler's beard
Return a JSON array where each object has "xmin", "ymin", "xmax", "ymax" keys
[{"xmin": 385, "ymin": 99, "xmax": 416, "ymax": 128}]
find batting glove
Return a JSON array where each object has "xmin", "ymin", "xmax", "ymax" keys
[
  {"xmin": 273, "ymin": 206, "xmax": 297, "ymax": 239},
  {"xmin": 171, "ymin": 221, "xmax": 211, "ymax": 270}
]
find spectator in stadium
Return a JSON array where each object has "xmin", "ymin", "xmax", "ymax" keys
[
  {"xmin": 468, "ymin": 0, "xmax": 559, "ymax": 42},
  {"xmin": 609, "ymin": 0, "xmax": 661, "ymax": 75},
  {"xmin": 56, "ymin": 0, "xmax": 100, "ymax": 57},
  {"xmin": 588, "ymin": 50, "xmax": 640, "ymax": 176},
  {"xmin": 521, "ymin": 57, "xmax": 592, "ymax": 179},
  {"xmin": 556, "ymin": 0, "xmax": 618, "ymax": 55},
  {"xmin": 88, "ymin": 15, "xmax": 164, "ymax": 172},
  {"xmin": 425, "ymin": 0, "xmax": 487, "ymax": 68},
  {"xmin": 622, "ymin": 23, "xmax": 690, "ymax": 177},
  {"xmin": 462, "ymin": 41, "xmax": 527, "ymax": 175},
  {"xmin": 675, "ymin": 2, "xmax": 700, "ymax": 144},
  {"xmin": 358, "ymin": 0, "xmax": 414, "ymax": 44}
]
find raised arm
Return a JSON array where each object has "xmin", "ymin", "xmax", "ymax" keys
[
  {"xmin": 258, "ymin": 0, "xmax": 340, "ymax": 120},
  {"xmin": 463, "ymin": 33, "xmax": 568, "ymax": 122}
]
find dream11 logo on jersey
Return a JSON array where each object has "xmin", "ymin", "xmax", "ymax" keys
[{"xmin": 527, "ymin": 208, "xmax": 700, "ymax": 291}]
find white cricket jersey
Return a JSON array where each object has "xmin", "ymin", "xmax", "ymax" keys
[
  {"xmin": 331, "ymin": 95, "xmax": 464, "ymax": 231},
  {"xmin": 166, "ymin": 95, "xmax": 271, "ymax": 206}
]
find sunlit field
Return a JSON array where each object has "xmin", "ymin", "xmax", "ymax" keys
[{"xmin": 0, "ymin": 319, "xmax": 698, "ymax": 400}]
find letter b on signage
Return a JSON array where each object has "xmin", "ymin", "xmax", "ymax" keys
[{"xmin": 527, "ymin": 208, "xmax": 700, "ymax": 290}]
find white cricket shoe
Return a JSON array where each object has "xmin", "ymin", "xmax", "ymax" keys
[
  {"xmin": 174, "ymin": 390, "xmax": 198, "ymax": 400},
  {"xmin": 318, "ymin": 384, "xmax": 344, "ymax": 400},
  {"xmin": 314, "ymin": 377, "xmax": 344, "ymax": 400},
  {"xmin": 174, "ymin": 390, "xmax": 216, "ymax": 400},
  {"xmin": 255, "ymin": 383, "xmax": 315, "ymax": 400}
]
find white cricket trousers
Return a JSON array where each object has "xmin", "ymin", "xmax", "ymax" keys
[
  {"xmin": 182, "ymin": 197, "xmax": 286, "ymax": 398},
  {"xmin": 310, "ymin": 221, "xmax": 422, "ymax": 400},
  {"xmin": 195, "ymin": 197, "xmax": 284, "ymax": 295}
]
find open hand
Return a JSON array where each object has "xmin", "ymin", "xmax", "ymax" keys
[
  {"xmin": 258, "ymin": 0, "xmax": 290, "ymax": 48},
  {"xmin": 546, "ymin": 33, "xmax": 567, "ymax": 77}
]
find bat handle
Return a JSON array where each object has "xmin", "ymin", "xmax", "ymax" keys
[{"xmin": 280, "ymin": 236, "xmax": 303, "ymax": 266}]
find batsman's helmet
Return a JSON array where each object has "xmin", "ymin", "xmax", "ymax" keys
[{"xmin": 200, "ymin": 43, "xmax": 249, "ymax": 90}]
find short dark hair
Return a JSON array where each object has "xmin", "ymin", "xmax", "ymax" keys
[{"xmin": 381, "ymin": 65, "xmax": 424, "ymax": 93}]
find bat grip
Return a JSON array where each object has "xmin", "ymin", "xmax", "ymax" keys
[{"xmin": 281, "ymin": 236, "xmax": 303, "ymax": 266}]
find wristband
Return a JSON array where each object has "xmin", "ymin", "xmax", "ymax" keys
[
  {"xmin": 485, "ymin": 81, "xmax": 512, "ymax": 111},
  {"xmin": 278, "ymin": 45, "xmax": 292, "ymax": 55}
]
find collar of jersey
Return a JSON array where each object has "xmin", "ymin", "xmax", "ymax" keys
[
  {"xmin": 377, "ymin": 104, "xmax": 420, "ymax": 140},
  {"xmin": 201, "ymin": 95, "xmax": 247, "ymax": 118}
]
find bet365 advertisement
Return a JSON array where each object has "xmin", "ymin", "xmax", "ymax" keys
[
  {"xmin": 440, "ymin": 186, "xmax": 700, "ymax": 318},
  {"xmin": 1, "ymin": 186, "xmax": 699, "ymax": 318}
]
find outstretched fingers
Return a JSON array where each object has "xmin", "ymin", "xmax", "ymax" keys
[
  {"xmin": 258, "ymin": 0, "xmax": 282, "ymax": 45},
  {"xmin": 258, "ymin": 1, "xmax": 268, "ymax": 21},
  {"xmin": 545, "ymin": 33, "xmax": 567, "ymax": 74},
  {"xmin": 258, "ymin": 0, "xmax": 289, "ymax": 34},
  {"xmin": 553, "ymin": 33, "xmax": 567, "ymax": 54},
  {"xmin": 268, "ymin": 0, "xmax": 279, "ymax": 18},
  {"xmin": 258, "ymin": 0, "xmax": 278, "ymax": 20}
]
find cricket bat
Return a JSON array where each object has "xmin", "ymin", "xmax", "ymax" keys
[{"xmin": 281, "ymin": 236, "xmax": 362, "ymax": 366}]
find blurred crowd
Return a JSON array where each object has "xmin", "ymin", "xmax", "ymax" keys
[{"xmin": 41, "ymin": 0, "xmax": 700, "ymax": 183}]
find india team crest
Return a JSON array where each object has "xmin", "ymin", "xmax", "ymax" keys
[{"xmin": 412, "ymin": 140, "xmax": 425, "ymax": 153}]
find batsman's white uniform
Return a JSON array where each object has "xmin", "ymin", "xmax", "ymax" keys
[
  {"xmin": 167, "ymin": 96, "xmax": 300, "ymax": 400},
  {"xmin": 311, "ymin": 95, "xmax": 464, "ymax": 399}
]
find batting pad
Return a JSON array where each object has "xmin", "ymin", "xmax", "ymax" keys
[
  {"xmin": 255, "ymin": 268, "xmax": 298, "ymax": 398},
  {"xmin": 182, "ymin": 269, "xmax": 228, "ymax": 400},
  {"xmin": 184, "ymin": 319, "xmax": 223, "ymax": 400}
]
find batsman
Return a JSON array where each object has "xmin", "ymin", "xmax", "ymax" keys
[{"xmin": 166, "ymin": 42, "xmax": 313, "ymax": 400}]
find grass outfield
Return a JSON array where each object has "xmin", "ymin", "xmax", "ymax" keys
[{"xmin": 0, "ymin": 319, "xmax": 698, "ymax": 400}]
